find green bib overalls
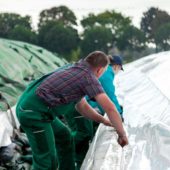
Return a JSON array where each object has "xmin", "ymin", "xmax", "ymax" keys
[{"xmin": 16, "ymin": 74, "xmax": 76, "ymax": 170}]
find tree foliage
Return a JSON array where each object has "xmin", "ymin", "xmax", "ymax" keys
[
  {"xmin": 117, "ymin": 25, "xmax": 146, "ymax": 51},
  {"xmin": 38, "ymin": 6, "xmax": 77, "ymax": 28},
  {"xmin": 141, "ymin": 7, "xmax": 170, "ymax": 43},
  {"xmin": 80, "ymin": 26, "xmax": 113, "ymax": 56},
  {"xmin": 155, "ymin": 23, "xmax": 170, "ymax": 51},
  {"xmin": 81, "ymin": 10, "xmax": 131, "ymax": 39},
  {"xmin": 38, "ymin": 6, "xmax": 79, "ymax": 60},
  {"xmin": 38, "ymin": 21, "xmax": 79, "ymax": 60},
  {"xmin": 1, "ymin": 6, "xmax": 170, "ymax": 63},
  {"xmin": 0, "ymin": 13, "xmax": 32, "ymax": 38},
  {"xmin": 80, "ymin": 10, "xmax": 132, "ymax": 56},
  {"xmin": 8, "ymin": 25, "xmax": 37, "ymax": 44}
]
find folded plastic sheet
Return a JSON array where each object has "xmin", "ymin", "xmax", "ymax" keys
[
  {"xmin": 81, "ymin": 123, "xmax": 131, "ymax": 170},
  {"xmin": 82, "ymin": 51, "xmax": 170, "ymax": 170},
  {"xmin": 0, "ymin": 111, "xmax": 13, "ymax": 147}
]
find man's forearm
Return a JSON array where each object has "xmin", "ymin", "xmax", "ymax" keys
[
  {"xmin": 95, "ymin": 93, "xmax": 126, "ymax": 136},
  {"xmin": 107, "ymin": 109, "xmax": 126, "ymax": 136},
  {"xmin": 76, "ymin": 99, "xmax": 105, "ymax": 124}
]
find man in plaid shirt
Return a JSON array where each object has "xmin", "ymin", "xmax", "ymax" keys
[{"xmin": 16, "ymin": 51, "xmax": 128, "ymax": 170}]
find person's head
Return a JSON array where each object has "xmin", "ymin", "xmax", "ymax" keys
[
  {"xmin": 109, "ymin": 55, "xmax": 124, "ymax": 74},
  {"xmin": 85, "ymin": 51, "xmax": 109, "ymax": 78}
]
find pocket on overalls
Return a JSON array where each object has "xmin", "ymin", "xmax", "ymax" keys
[
  {"xmin": 18, "ymin": 106, "xmax": 43, "ymax": 124},
  {"xmin": 32, "ymin": 128, "xmax": 49, "ymax": 153}
]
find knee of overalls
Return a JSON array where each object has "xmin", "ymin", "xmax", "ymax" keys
[{"xmin": 52, "ymin": 118, "xmax": 74, "ymax": 144}]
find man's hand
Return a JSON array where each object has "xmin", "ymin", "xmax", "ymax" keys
[{"xmin": 117, "ymin": 135, "xmax": 128, "ymax": 147}]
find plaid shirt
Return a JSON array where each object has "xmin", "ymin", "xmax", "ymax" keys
[{"xmin": 36, "ymin": 60, "xmax": 104, "ymax": 106}]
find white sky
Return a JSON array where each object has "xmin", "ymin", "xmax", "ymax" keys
[{"xmin": 0, "ymin": 0, "xmax": 170, "ymax": 31}]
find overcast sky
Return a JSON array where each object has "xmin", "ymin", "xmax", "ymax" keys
[{"xmin": 0, "ymin": 0, "xmax": 170, "ymax": 31}]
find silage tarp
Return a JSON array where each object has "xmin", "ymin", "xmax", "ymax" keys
[
  {"xmin": 82, "ymin": 51, "xmax": 170, "ymax": 170},
  {"xmin": 0, "ymin": 38, "xmax": 67, "ymax": 109},
  {"xmin": 0, "ymin": 38, "xmax": 67, "ymax": 147}
]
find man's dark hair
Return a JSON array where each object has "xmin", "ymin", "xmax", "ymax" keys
[{"xmin": 85, "ymin": 51, "xmax": 109, "ymax": 68}]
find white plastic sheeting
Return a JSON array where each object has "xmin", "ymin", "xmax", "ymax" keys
[
  {"xmin": 81, "ymin": 51, "xmax": 170, "ymax": 170},
  {"xmin": 0, "ymin": 111, "xmax": 13, "ymax": 147},
  {"xmin": 0, "ymin": 106, "xmax": 19, "ymax": 147}
]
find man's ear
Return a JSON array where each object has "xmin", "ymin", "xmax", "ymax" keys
[{"xmin": 96, "ymin": 67, "xmax": 102, "ymax": 74}]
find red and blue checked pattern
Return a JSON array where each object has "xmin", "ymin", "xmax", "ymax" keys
[{"xmin": 36, "ymin": 60, "xmax": 104, "ymax": 107}]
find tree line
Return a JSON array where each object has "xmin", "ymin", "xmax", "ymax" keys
[{"xmin": 0, "ymin": 6, "xmax": 170, "ymax": 62}]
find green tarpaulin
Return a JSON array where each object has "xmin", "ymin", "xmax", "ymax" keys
[{"xmin": 0, "ymin": 38, "xmax": 67, "ymax": 110}]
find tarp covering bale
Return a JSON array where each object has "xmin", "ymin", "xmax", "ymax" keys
[
  {"xmin": 0, "ymin": 38, "xmax": 67, "ymax": 147},
  {"xmin": 0, "ymin": 38, "xmax": 67, "ymax": 169},
  {"xmin": 82, "ymin": 51, "xmax": 170, "ymax": 170},
  {"xmin": 0, "ymin": 38, "xmax": 67, "ymax": 110}
]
